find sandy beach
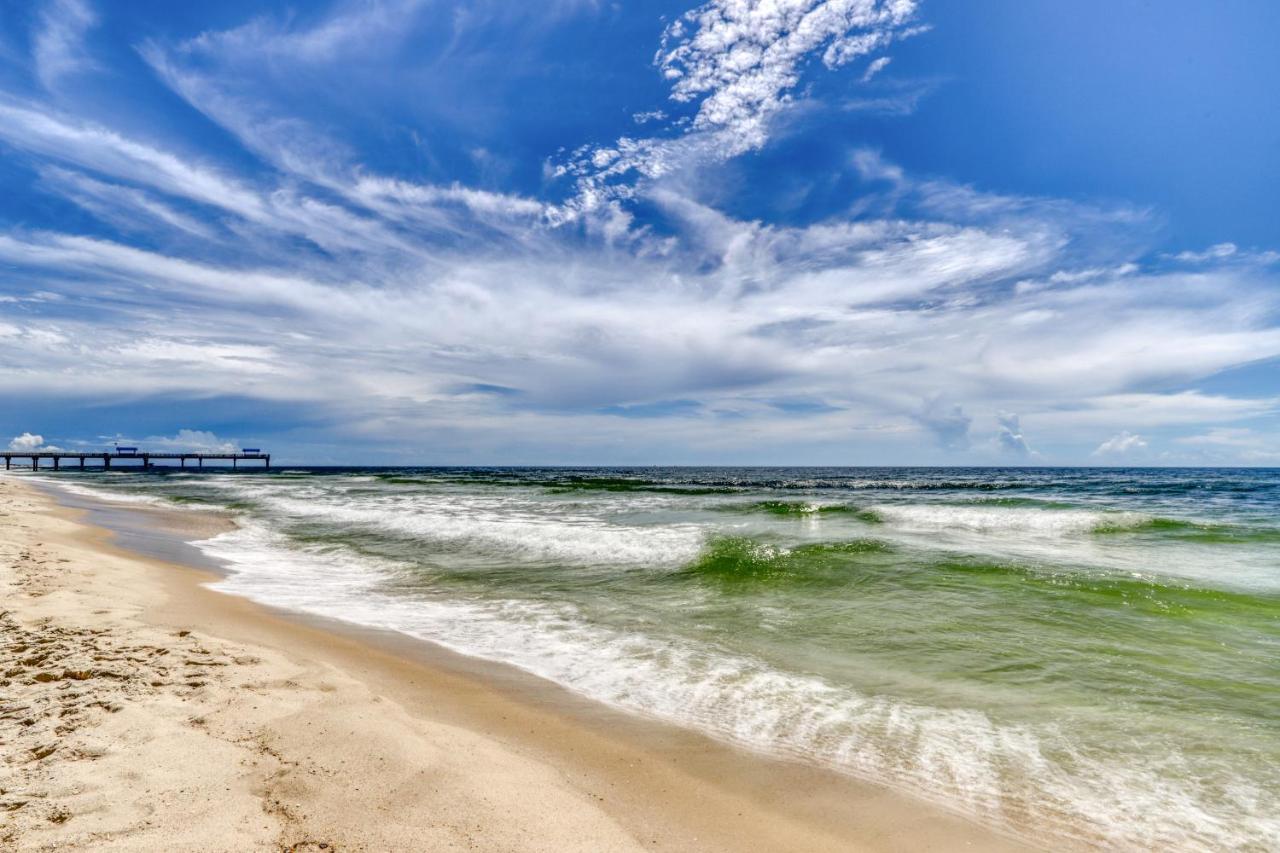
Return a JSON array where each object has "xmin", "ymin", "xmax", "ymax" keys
[{"xmin": 0, "ymin": 475, "xmax": 1033, "ymax": 852}]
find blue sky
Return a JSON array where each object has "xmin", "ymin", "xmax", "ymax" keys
[{"xmin": 0, "ymin": 0, "xmax": 1278, "ymax": 465}]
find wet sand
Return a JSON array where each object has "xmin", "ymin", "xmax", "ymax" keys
[{"xmin": 0, "ymin": 475, "xmax": 1036, "ymax": 851}]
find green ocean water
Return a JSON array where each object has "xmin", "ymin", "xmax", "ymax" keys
[{"xmin": 35, "ymin": 467, "xmax": 1280, "ymax": 850}]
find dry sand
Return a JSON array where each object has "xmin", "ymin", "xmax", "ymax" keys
[{"xmin": 0, "ymin": 476, "xmax": 1036, "ymax": 852}]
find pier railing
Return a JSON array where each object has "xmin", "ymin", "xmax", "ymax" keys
[{"xmin": 1, "ymin": 451, "xmax": 270, "ymax": 471}]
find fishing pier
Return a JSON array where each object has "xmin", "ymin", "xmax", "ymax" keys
[{"xmin": 2, "ymin": 450, "xmax": 270, "ymax": 471}]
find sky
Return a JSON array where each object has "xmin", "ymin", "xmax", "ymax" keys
[{"xmin": 0, "ymin": 0, "xmax": 1278, "ymax": 466}]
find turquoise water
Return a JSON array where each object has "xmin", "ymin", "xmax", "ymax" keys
[{"xmin": 33, "ymin": 467, "xmax": 1280, "ymax": 850}]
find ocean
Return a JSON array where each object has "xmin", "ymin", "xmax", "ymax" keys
[{"xmin": 31, "ymin": 466, "xmax": 1280, "ymax": 850}]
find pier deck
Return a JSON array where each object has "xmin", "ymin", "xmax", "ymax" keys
[{"xmin": 1, "ymin": 452, "xmax": 270, "ymax": 471}]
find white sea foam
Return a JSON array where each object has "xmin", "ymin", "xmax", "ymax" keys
[
  {"xmin": 225, "ymin": 492, "xmax": 706, "ymax": 567},
  {"xmin": 868, "ymin": 503, "xmax": 1148, "ymax": 535},
  {"xmin": 27, "ymin": 477, "xmax": 180, "ymax": 509},
  {"xmin": 859, "ymin": 502, "xmax": 1280, "ymax": 591},
  {"xmin": 192, "ymin": 523, "xmax": 1278, "ymax": 853}
]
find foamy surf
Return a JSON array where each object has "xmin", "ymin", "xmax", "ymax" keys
[
  {"xmin": 27, "ymin": 476, "xmax": 188, "ymax": 509},
  {"xmin": 864, "ymin": 503, "xmax": 1153, "ymax": 535},
  {"xmin": 238, "ymin": 493, "xmax": 706, "ymax": 567},
  {"xmin": 193, "ymin": 521, "xmax": 1277, "ymax": 852}
]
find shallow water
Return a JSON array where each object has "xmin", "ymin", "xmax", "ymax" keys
[{"xmin": 31, "ymin": 466, "xmax": 1280, "ymax": 850}]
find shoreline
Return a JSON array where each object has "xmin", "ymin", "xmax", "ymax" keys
[{"xmin": 2, "ymin": 475, "xmax": 1036, "ymax": 851}]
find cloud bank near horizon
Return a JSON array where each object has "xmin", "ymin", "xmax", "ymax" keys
[{"xmin": 0, "ymin": 0, "xmax": 1277, "ymax": 464}]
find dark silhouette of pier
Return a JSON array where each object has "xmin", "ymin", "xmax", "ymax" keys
[{"xmin": 2, "ymin": 451, "xmax": 270, "ymax": 471}]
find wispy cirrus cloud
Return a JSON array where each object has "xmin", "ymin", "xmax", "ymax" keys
[
  {"xmin": 37, "ymin": 166, "xmax": 218, "ymax": 239},
  {"xmin": 0, "ymin": 98, "xmax": 267, "ymax": 222},
  {"xmin": 32, "ymin": 0, "xmax": 98, "ymax": 90},
  {"xmin": 1172, "ymin": 428, "xmax": 1280, "ymax": 464},
  {"xmin": 861, "ymin": 55, "xmax": 892, "ymax": 81},
  {"xmin": 1169, "ymin": 242, "xmax": 1280, "ymax": 267}
]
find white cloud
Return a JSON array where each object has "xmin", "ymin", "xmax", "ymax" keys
[
  {"xmin": 1, "ymin": 98, "xmax": 530, "ymax": 261},
  {"xmin": 9, "ymin": 432, "xmax": 44, "ymax": 451},
  {"xmin": 0, "ymin": 99, "xmax": 268, "ymax": 223},
  {"xmin": 1046, "ymin": 263, "xmax": 1138, "ymax": 284},
  {"xmin": 139, "ymin": 430, "xmax": 239, "ymax": 453},
  {"xmin": 850, "ymin": 147, "xmax": 905, "ymax": 182},
  {"xmin": 1093, "ymin": 431, "xmax": 1148, "ymax": 456},
  {"xmin": 996, "ymin": 411, "xmax": 1033, "ymax": 456},
  {"xmin": 1172, "ymin": 428, "xmax": 1280, "ymax": 463},
  {"xmin": 632, "ymin": 109, "xmax": 667, "ymax": 124},
  {"xmin": 1026, "ymin": 393, "xmax": 1277, "ymax": 433},
  {"xmin": 1175, "ymin": 427, "xmax": 1260, "ymax": 448},
  {"xmin": 842, "ymin": 83, "xmax": 932, "ymax": 116},
  {"xmin": 132, "ymin": 41, "xmax": 554, "ymax": 257},
  {"xmin": 861, "ymin": 55, "xmax": 891, "ymax": 82},
  {"xmin": 8, "ymin": 432, "xmax": 61, "ymax": 451},
  {"xmin": 1, "ymin": 197, "xmax": 1278, "ymax": 461},
  {"xmin": 1174, "ymin": 242, "xmax": 1237, "ymax": 263},
  {"xmin": 33, "ymin": 0, "xmax": 98, "ymax": 90},
  {"xmin": 915, "ymin": 397, "xmax": 971, "ymax": 449},
  {"xmin": 179, "ymin": 0, "xmax": 428, "ymax": 65},
  {"xmin": 1168, "ymin": 243, "xmax": 1280, "ymax": 267},
  {"xmin": 658, "ymin": 0, "xmax": 916, "ymax": 143},
  {"xmin": 37, "ymin": 166, "xmax": 218, "ymax": 239},
  {"xmin": 558, "ymin": 0, "xmax": 922, "ymax": 213}
]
